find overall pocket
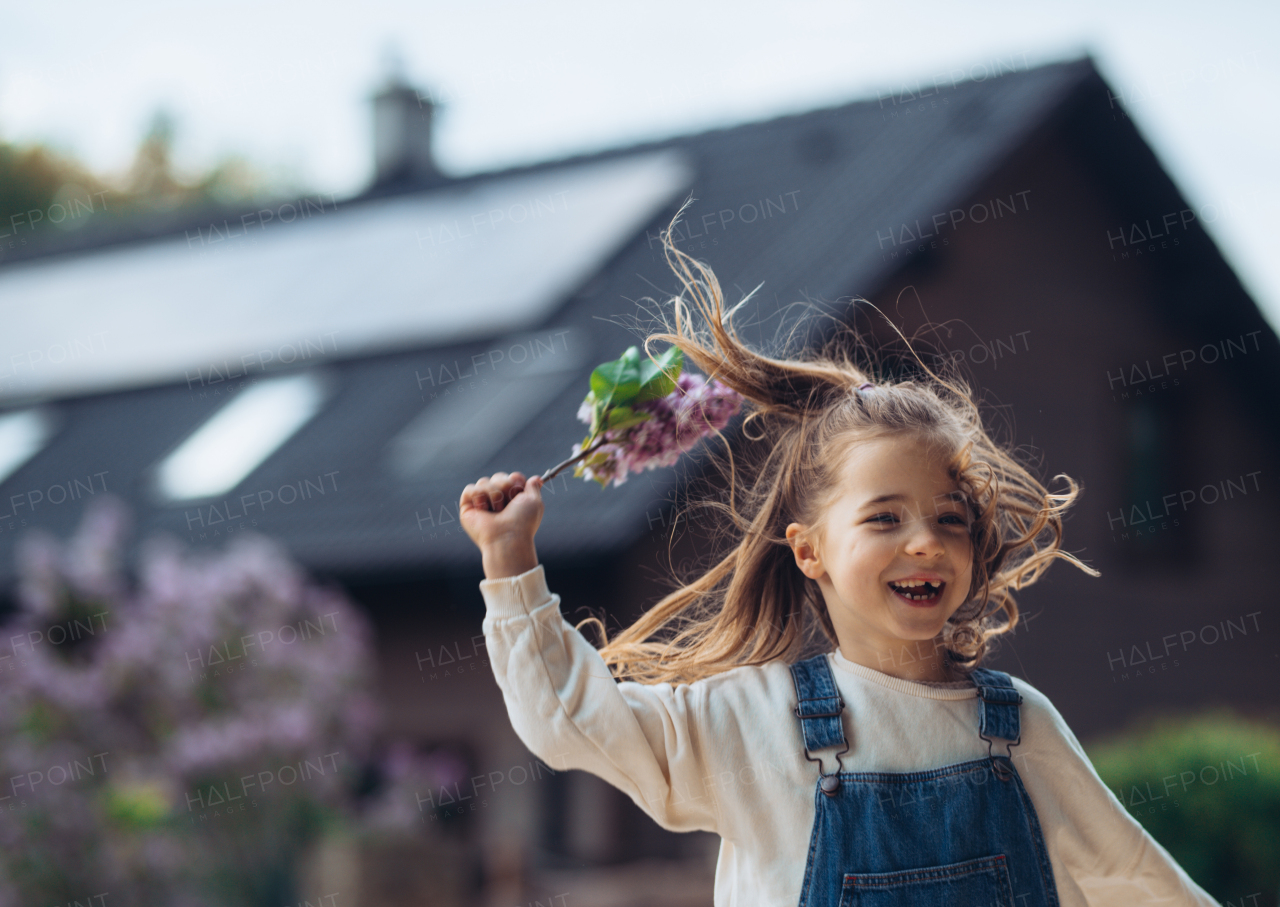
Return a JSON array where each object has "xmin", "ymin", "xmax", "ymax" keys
[{"xmin": 837, "ymin": 853, "xmax": 1015, "ymax": 907}]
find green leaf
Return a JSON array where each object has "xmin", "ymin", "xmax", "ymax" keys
[
  {"xmin": 611, "ymin": 417, "xmax": 651, "ymax": 435},
  {"xmin": 606, "ymin": 405, "xmax": 655, "ymax": 429},
  {"xmin": 589, "ymin": 346, "xmax": 643, "ymax": 407},
  {"xmin": 635, "ymin": 346, "xmax": 683, "ymax": 403}
]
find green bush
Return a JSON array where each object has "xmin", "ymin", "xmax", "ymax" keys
[{"xmin": 1084, "ymin": 710, "xmax": 1280, "ymax": 906}]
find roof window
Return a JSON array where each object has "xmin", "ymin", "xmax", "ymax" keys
[
  {"xmin": 0, "ymin": 408, "xmax": 54, "ymax": 487},
  {"xmin": 154, "ymin": 372, "xmax": 327, "ymax": 501}
]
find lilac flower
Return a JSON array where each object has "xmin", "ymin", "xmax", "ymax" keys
[
  {"xmin": 0, "ymin": 495, "xmax": 417, "ymax": 906},
  {"xmin": 573, "ymin": 371, "xmax": 744, "ymax": 487}
]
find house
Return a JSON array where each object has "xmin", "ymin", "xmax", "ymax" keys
[{"xmin": 0, "ymin": 55, "xmax": 1275, "ymax": 906}]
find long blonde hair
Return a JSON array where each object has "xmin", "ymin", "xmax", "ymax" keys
[{"xmin": 577, "ymin": 204, "xmax": 1100, "ymax": 684}]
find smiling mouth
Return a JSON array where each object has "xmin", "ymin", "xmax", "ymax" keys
[{"xmin": 887, "ymin": 579, "xmax": 945, "ymax": 604}]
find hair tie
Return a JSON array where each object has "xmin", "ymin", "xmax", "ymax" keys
[{"xmin": 857, "ymin": 382, "xmax": 875, "ymax": 391}]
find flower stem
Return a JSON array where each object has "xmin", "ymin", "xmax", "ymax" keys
[{"xmin": 541, "ymin": 435, "xmax": 611, "ymax": 482}]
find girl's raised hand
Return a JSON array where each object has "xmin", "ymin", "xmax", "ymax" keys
[{"xmin": 459, "ymin": 472, "xmax": 544, "ymax": 575}]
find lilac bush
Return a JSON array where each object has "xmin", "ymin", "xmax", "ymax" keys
[{"xmin": 0, "ymin": 495, "xmax": 433, "ymax": 907}]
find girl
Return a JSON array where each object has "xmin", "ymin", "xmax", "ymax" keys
[{"xmin": 459, "ymin": 221, "xmax": 1218, "ymax": 907}]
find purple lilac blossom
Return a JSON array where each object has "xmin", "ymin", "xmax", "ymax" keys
[
  {"xmin": 573, "ymin": 372, "xmax": 744, "ymax": 487},
  {"xmin": 0, "ymin": 495, "xmax": 451, "ymax": 907}
]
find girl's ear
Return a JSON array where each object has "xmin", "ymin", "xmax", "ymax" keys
[{"xmin": 786, "ymin": 523, "xmax": 823, "ymax": 580}]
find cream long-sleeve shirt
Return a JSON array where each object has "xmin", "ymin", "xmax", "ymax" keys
[{"xmin": 479, "ymin": 564, "xmax": 1216, "ymax": 907}]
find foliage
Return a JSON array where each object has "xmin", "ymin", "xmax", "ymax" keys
[
  {"xmin": 1085, "ymin": 710, "xmax": 1280, "ymax": 905},
  {"xmin": 0, "ymin": 496, "xmax": 436, "ymax": 907},
  {"xmin": 0, "ymin": 107, "xmax": 298, "ymax": 242},
  {"xmin": 0, "ymin": 141, "xmax": 107, "ymax": 235}
]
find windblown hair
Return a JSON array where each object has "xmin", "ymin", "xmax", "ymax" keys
[{"xmin": 577, "ymin": 204, "xmax": 1100, "ymax": 685}]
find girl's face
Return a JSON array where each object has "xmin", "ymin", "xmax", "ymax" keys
[{"xmin": 786, "ymin": 432, "xmax": 975, "ymax": 682}]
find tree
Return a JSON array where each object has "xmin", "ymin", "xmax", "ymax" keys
[{"xmin": 0, "ymin": 105, "xmax": 298, "ymax": 238}]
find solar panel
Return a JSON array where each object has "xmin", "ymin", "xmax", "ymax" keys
[{"xmin": 0, "ymin": 150, "xmax": 693, "ymax": 404}]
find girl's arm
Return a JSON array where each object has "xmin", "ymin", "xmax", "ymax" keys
[
  {"xmin": 459, "ymin": 471, "xmax": 719, "ymax": 833},
  {"xmin": 1011, "ymin": 680, "xmax": 1218, "ymax": 907},
  {"xmin": 480, "ymin": 564, "xmax": 720, "ymax": 834}
]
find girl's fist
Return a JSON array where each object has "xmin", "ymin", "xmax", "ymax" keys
[{"xmin": 459, "ymin": 471, "xmax": 544, "ymax": 553}]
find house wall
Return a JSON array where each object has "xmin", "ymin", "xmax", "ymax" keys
[{"xmin": 862, "ymin": 123, "xmax": 1277, "ymax": 742}]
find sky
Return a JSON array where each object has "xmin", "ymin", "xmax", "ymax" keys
[{"xmin": 2, "ymin": 0, "xmax": 1278, "ymax": 327}]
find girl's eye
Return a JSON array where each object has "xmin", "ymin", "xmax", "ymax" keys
[{"xmin": 867, "ymin": 512, "xmax": 968, "ymax": 528}]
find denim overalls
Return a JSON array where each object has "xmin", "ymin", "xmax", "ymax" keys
[{"xmin": 789, "ymin": 654, "xmax": 1060, "ymax": 907}]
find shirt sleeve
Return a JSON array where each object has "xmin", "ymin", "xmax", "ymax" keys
[
  {"xmin": 1011, "ymin": 680, "xmax": 1218, "ymax": 907},
  {"xmin": 479, "ymin": 564, "xmax": 720, "ymax": 834}
]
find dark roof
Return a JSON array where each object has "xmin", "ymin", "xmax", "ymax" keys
[{"xmin": 0, "ymin": 55, "xmax": 1267, "ymax": 587}]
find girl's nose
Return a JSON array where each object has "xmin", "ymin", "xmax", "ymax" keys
[{"xmin": 905, "ymin": 520, "xmax": 945, "ymax": 558}]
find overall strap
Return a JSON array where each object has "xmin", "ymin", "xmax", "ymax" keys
[
  {"xmin": 969, "ymin": 667, "xmax": 1022, "ymax": 742},
  {"xmin": 789, "ymin": 654, "xmax": 848, "ymax": 752}
]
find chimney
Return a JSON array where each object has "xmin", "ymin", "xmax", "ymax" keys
[{"xmin": 370, "ymin": 73, "xmax": 443, "ymax": 189}]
